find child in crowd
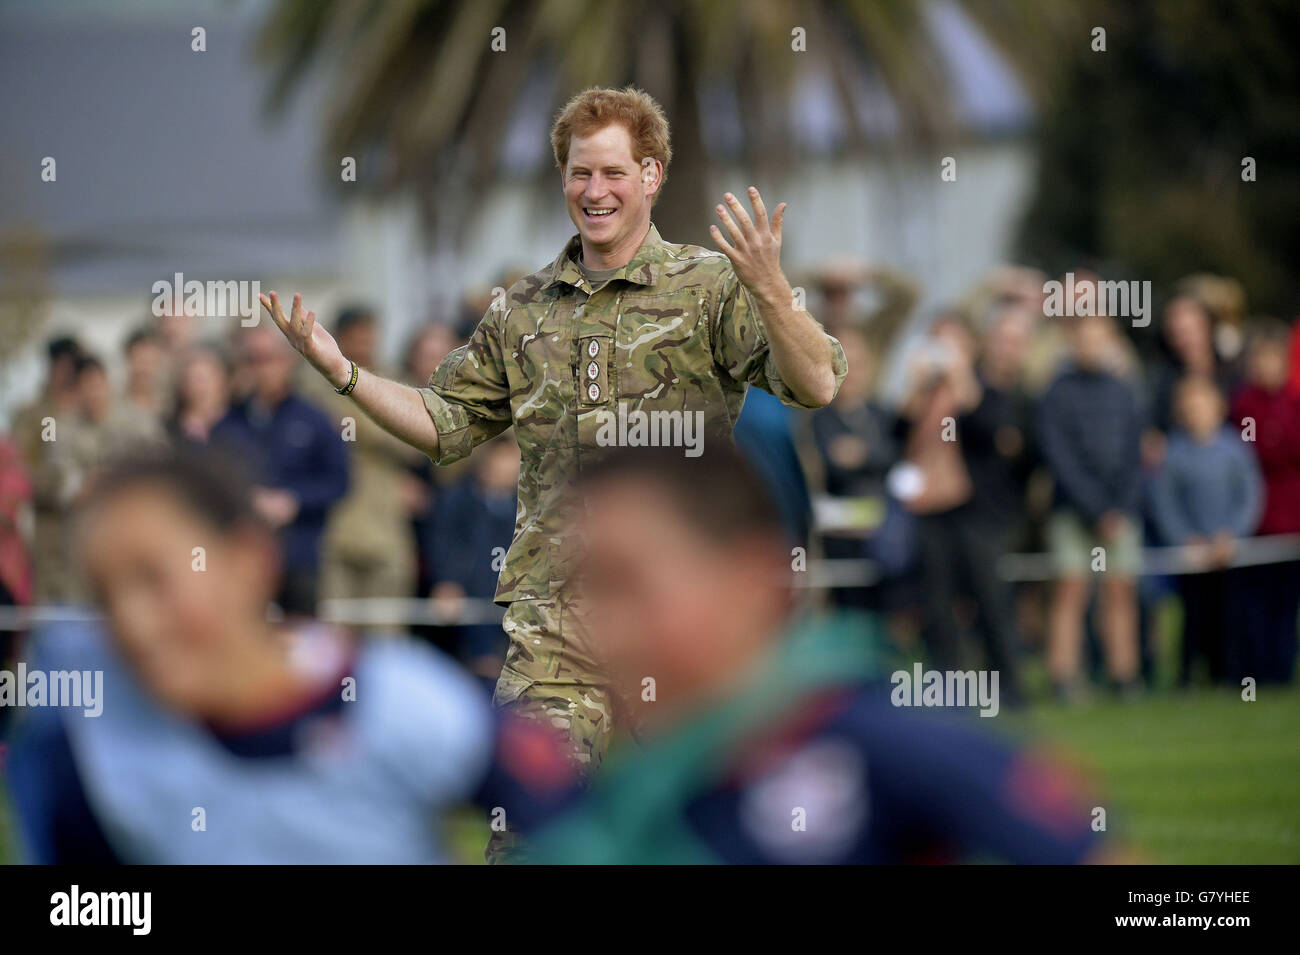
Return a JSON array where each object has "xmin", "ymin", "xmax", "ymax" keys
[{"xmin": 1148, "ymin": 375, "xmax": 1262, "ymax": 684}]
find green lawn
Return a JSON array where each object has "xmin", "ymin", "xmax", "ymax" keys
[
  {"xmin": 4, "ymin": 686, "xmax": 1297, "ymax": 865},
  {"xmin": 1004, "ymin": 686, "xmax": 1300, "ymax": 863}
]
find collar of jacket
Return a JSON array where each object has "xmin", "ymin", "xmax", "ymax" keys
[{"xmin": 543, "ymin": 221, "xmax": 665, "ymax": 291}]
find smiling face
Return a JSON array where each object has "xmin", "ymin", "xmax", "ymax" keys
[{"xmin": 563, "ymin": 123, "xmax": 660, "ymax": 269}]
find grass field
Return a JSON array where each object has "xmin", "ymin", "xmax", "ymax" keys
[
  {"xmin": 3, "ymin": 685, "xmax": 1296, "ymax": 865},
  {"xmin": 1006, "ymin": 687, "xmax": 1300, "ymax": 863}
]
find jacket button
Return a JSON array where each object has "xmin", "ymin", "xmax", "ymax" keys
[
  {"xmin": 587, "ymin": 382, "xmax": 601, "ymax": 401},
  {"xmin": 587, "ymin": 339, "xmax": 600, "ymax": 358},
  {"xmin": 587, "ymin": 360, "xmax": 600, "ymax": 379}
]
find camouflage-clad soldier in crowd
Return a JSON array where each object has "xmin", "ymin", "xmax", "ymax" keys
[
  {"xmin": 258, "ymin": 86, "xmax": 847, "ymax": 849},
  {"xmin": 12, "ymin": 338, "xmax": 83, "ymax": 605},
  {"xmin": 25, "ymin": 355, "xmax": 164, "ymax": 603},
  {"xmin": 303, "ymin": 307, "xmax": 425, "ymax": 627}
]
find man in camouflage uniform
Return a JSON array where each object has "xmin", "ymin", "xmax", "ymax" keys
[
  {"xmin": 12, "ymin": 338, "xmax": 83, "ymax": 604},
  {"xmin": 258, "ymin": 86, "xmax": 847, "ymax": 815}
]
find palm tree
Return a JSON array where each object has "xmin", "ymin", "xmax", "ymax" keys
[{"xmin": 256, "ymin": 0, "xmax": 1044, "ymax": 247}]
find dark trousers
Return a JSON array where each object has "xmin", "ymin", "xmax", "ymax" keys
[
  {"xmin": 916, "ymin": 507, "xmax": 1022, "ymax": 701},
  {"xmin": 1225, "ymin": 560, "xmax": 1300, "ymax": 684},
  {"xmin": 1178, "ymin": 570, "xmax": 1230, "ymax": 685}
]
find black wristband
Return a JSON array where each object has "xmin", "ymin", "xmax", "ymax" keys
[{"xmin": 336, "ymin": 360, "xmax": 359, "ymax": 396}]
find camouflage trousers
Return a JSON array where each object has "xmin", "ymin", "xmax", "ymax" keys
[{"xmin": 485, "ymin": 591, "xmax": 616, "ymax": 863}]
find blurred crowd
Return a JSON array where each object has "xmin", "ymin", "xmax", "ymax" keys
[
  {"xmin": 802, "ymin": 264, "xmax": 1300, "ymax": 702},
  {"xmin": 1, "ymin": 263, "xmax": 1298, "ymax": 702}
]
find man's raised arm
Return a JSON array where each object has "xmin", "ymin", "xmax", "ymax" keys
[
  {"xmin": 709, "ymin": 187, "xmax": 841, "ymax": 408},
  {"xmin": 259, "ymin": 292, "xmax": 440, "ymax": 459}
]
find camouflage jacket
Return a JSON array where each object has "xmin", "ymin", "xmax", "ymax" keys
[{"xmin": 419, "ymin": 223, "xmax": 847, "ymax": 604}]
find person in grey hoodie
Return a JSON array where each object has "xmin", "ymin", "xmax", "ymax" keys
[{"xmin": 1148, "ymin": 375, "xmax": 1263, "ymax": 685}]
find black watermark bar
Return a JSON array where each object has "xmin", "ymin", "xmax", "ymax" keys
[{"xmin": 0, "ymin": 865, "xmax": 1287, "ymax": 942}]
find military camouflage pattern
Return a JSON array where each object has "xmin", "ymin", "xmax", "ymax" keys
[
  {"xmin": 492, "ymin": 594, "xmax": 615, "ymax": 766},
  {"xmin": 16, "ymin": 402, "xmax": 164, "ymax": 602},
  {"xmin": 485, "ymin": 593, "xmax": 615, "ymax": 863},
  {"xmin": 419, "ymin": 222, "xmax": 848, "ymax": 615}
]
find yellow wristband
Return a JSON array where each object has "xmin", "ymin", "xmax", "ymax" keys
[{"xmin": 335, "ymin": 360, "xmax": 359, "ymax": 396}]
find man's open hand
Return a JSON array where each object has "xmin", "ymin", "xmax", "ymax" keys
[
  {"xmin": 259, "ymin": 291, "xmax": 349, "ymax": 388},
  {"xmin": 709, "ymin": 186, "xmax": 790, "ymax": 305}
]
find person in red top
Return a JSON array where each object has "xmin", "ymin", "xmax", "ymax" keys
[
  {"xmin": 0, "ymin": 434, "xmax": 33, "ymax": 741},
  {"xmin": 1288, "ymin": 314, "xmax": 1300, "ymax": 398},
  {"xmin": 0, "ymin": 436, "xmax": 33, "ymax": 608},
  {"xmin": 1229, "ymin": 319, "xmax": 1300, "ymax": 683}
]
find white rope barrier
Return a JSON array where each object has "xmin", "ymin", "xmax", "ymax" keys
[{"xmin": 2, "ymin": 535, "xmax": 1297, "ymax": 630}]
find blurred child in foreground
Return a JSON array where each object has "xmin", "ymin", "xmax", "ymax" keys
[
  {"xmin": 530, "ymin": 445, "xmax": 1121, "ymax": 864},
  {"xmin": 4, "ymin": 449, "xmax": 575, "ymax": 863}
]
